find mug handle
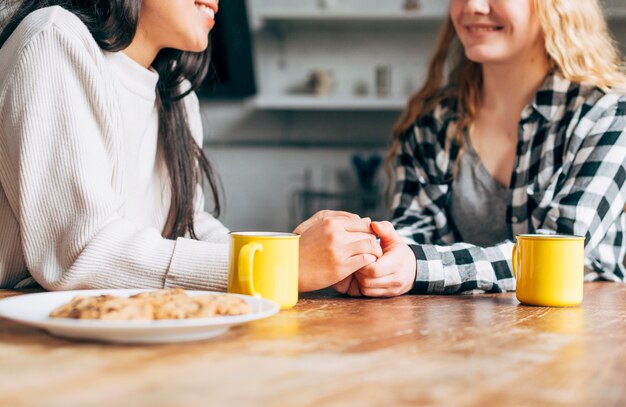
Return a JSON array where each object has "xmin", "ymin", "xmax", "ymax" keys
[
  {"xmin": 238, "ymin": 242, "xmax": 263, "ymax": 298},
  {"xmin": 511, "ymin": 242, "xmax": 518, "ymax": 279}
]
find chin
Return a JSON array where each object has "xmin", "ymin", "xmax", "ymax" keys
[
  {"xmin": 183, "ymin": 38, "xmax": 210, "ymax": 53},
  {"xmin": 464, "ymin": 53, "xmax": 489, "ymax": 64},
  {"xmin": 464, "ymin": 49, "xmax": 508, "ymax": 65}
]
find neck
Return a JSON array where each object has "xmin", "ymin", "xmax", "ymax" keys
[
  {"xmin": 122, "ymin": 27, "xmax": 160, "ymax": 69},
  {"xmin": 481, "ymin": 47, "xmax": 550, "ymax": 112}
]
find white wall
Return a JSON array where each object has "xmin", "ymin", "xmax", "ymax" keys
[{"xmin": 206, "ymin": 146, "xmax": 386, "ymax": 232}]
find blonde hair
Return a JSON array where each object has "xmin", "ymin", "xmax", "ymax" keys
[{"xmin": 385, "ymin": 0, "xmax": 626, "ymax": 196}]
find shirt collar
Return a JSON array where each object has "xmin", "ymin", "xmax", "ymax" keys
[
  {"xmin": 527, "ymin": 71, "xmax": 575, "ymax": 123},
  {"xmin": 437, "ymin": 71, "xmax": 581, "ymax": 125}
]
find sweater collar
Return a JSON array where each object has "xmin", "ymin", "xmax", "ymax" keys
[{"xmin": 104, "ymin": 50, "xmax": 159, "ymax": 101}]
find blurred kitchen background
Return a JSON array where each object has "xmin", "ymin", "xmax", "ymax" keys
[{"xmin": 200, "ymin": 0, "xmax": 626, "ymax": 232}]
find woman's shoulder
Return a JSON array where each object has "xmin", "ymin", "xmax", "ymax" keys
[
  {"xmin": 0, "ymin": 6, "xmax": 102, "ymax": 70},
  {"xmin": 543, "ymin": 74, "xmax": 625, "ymax": 125},
  {"xmin": 401, "ymin": 95, "xmax": 458, "ymax": 151},
  {"xmin": 573, "ymin": 89, "xmax": 626, "ymax": 144},
  {"xmin": 0, "ymin": 6, "xmax": 108, "ymax": 99},
  {"xmin": 562, "ymin": 80, "xmax": 626, "ymax": 138},
  {"xmin": 580, "ymin": 86, "xmax": 626, "ymax": 118},
  {"xmin": 533, "ymin": 75, "xmax": 626, "ymax": 163}
]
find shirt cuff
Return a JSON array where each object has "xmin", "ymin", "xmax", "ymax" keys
[
  {"xmin": 409, "ymin": 244, "xmax": 445, "ymax": 294},
  {"xmin": 164, "ymin": 238, "xmax": 230, "ymax": 291}
]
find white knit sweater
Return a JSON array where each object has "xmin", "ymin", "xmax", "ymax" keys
[{"xmin": 0, "ymin": 6, "xmax": 231, "ymax": 290}]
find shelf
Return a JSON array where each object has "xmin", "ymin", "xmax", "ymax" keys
[
  {"xmin": 254, "ymin": 95, "xmax": 407, "ymax": 111},
  {"xmin": 258, "ymin": 10, "xmax": 446, "ymax": 30},
  {"xmin": 257, "ymin": 8, "xmax": 626, "ymax": 29}
]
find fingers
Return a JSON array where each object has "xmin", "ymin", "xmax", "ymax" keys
[
  {"xmin": 339, "ymin": 217, "xmax": 373, "ymax": 233},
  {"xmin": 294, "ymin": 210, "xmax": 360, "ymax": 235},
  {"xmin": 371, "ymin": 221, "xmax": 403, "ymax": 249},
  {"xmin": 355, "ymin": 272, "xmax": 402, "ymax": 290},
  {"xmin": 345, "ymin": 237, "xmax": 382, "ymax": 259},
  {"xmin": 293, "ymin": 215, "xmax": 323, "ymax": 235},
  {"xmin": 332, "ymin": 275, "xmax": 353, "ymax": 295},
  {"xmin": 354, "ymin": 244, "xmax": 418, "ymax": 297},
  {"xmin": 337, "ymin": 231, "xmax": 379, "ymax": 244},
  {"xmin": 357, "ymin": 287, "xmax": 395, "ymax": 298},
  {"xmin": 356, "ymin": 271, "xmax": 406, "ymax": 297},
  {"xmin": 370, "ymin": 220, "xmax": 390, "ymax": 236},
  {"xmin": 343, "ymin": 253, "xmax": 377, "ymax": 274},
  {"xmin": 334, "ymin": 274, "xmax": 363, "ymax": 297},
  {"xmin": 347, "ymin": 276, "xmax": 362, "ymax": 297},
  {"xmin": 355, "ymin": 260, "xmax": 393, "ymax": 279}
]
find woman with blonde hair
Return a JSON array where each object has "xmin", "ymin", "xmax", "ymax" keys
[{"xmin": 334, "ymin": 0, "xmax": 626, "ymax": 296}]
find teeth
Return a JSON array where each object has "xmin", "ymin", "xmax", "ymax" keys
[
  {"xmin": 468, "ymin": 26, "xmax": 500, "ymax": 32},
  {"xmin": 195, "ymin": 3, "xmax": 215, "ymax": 18}
]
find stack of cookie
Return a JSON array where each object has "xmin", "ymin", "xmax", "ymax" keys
[{"xmin": 49, "ymin": 288, "xmax": 251, "ymax": 320}]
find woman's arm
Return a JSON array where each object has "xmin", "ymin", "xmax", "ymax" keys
[
  {"xmin": 354, "ymin": 118, "xmax": 516, "ymax": 295},
  {"xmin": 359, "ymin": 95, "xmax": 626, "ymax": 295},
  {"xmin": 391, "ymin": 122, "xmax": 457, "ymax": 246},
  {"xmin": 383, "ymin": 119, "xmax": 518, "ymax": 294},
  {"xmin": 536, "ymin": 95, "xmax": 626, "ymax": 282},
  {"xmin": 0, "ymin": 25, "xmax": 229, "ymax": 291},
  {"xmin": 407, "ymin": 95, "xmax": 626, "ymax": 292},
  {"xmin": 356, "ymin": 229, "xmax": 515, "ymax": 295}
]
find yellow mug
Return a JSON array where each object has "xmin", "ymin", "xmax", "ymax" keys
[
  {"xmin": 228, "ymin": 232, "xmax": 299, "ymax": 310},
  {"xmin": 512, "ymin": 234, "xmax": 585, "ymax": 307}
]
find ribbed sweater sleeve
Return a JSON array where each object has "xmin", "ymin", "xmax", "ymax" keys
[{"xmin": 0, "ymin": 9, "xmax": 229, "ymax": 291}]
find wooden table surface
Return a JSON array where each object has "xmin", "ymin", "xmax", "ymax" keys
[{"xmin": 1, "ymin": 283, "xmax": 625, "ymax": 407}]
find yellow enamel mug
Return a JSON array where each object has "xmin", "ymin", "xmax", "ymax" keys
[
  {"xmin": 228, "ymin": 232, "xmax": 299, "ymax": 310},
  {"xmin": 512, "ymin": 234, "xmax": 585, "ymax": 307}
]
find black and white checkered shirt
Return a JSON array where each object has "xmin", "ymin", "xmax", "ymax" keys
[{"xmin": 392, "ymin": 73, "xmax": 626, "ymax": 294}]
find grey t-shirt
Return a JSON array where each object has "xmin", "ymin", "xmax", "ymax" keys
[{"xmin": 448, "ymin": 133, "xmax": 511, "ymax": 246}]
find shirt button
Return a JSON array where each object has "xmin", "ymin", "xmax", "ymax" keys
[{"xmin": 512, "ymin": 216, "xmax": 519, "ymax": 223}]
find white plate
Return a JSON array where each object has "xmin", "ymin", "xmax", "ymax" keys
[{"xmin": 0, "ymin": 289, "xmax": 279, "ymax": 344}]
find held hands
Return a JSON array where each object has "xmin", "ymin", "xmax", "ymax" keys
[
  {"xmin": 333, "ymin": 221, "xmax": 417, "ymax": 297},
  {"xmin": 295, "ymin": 210, "xmax": 383, "ymax": 292}
]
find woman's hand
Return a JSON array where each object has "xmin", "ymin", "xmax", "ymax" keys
[
  {"xmin": 295, "ymin": 210, "xmax": 382, "ymax": 292},
  {"xmin": 351, "ymin": 221, "xmax": 417, "ymax": 297},
  {"xmin": 333, "ymin": 274, "xmax": 362, "ymax": 296},
  {"xmin": 293, "ymin": 210, "xmax": 360, "ymax": 235}
]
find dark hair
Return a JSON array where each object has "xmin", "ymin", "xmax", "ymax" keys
[{"xmin": 0, "ymin": 0, "xmax": 222, "ymax": 240}]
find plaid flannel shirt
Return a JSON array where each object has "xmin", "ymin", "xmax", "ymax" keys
[{"xmin": 392, "ymin": 73, "xmax": 626, "ymax": 294}]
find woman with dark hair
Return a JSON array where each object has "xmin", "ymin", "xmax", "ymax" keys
[{"xmin": 0, "ymin": 0, "xmax": 382, "ymax": 290}]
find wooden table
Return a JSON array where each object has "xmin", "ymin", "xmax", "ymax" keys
[{"xmin": 1, "ymin": 283, "xmax": 625, "ymax": 407}]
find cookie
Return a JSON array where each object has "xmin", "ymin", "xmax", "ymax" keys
[
  {"xmin": 49, "ymin": 295, "xmax": 153, "ymax": 320},
  {"xmin": 49, "ymin": 289, "xmax": 251, "ymax": 320}
]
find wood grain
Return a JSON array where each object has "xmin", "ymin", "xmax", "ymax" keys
[{"xmin": 1, "ymin": 283, "xmax": 625, "ymax": 407}]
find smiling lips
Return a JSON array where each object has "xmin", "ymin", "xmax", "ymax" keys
[
  {"xmin": 195, "ymin": 1, "xmax": 218, "ymax": 19},
  {"xmin": 465, "ymin": 23, "xmax": 504, "ymax": 33}
]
